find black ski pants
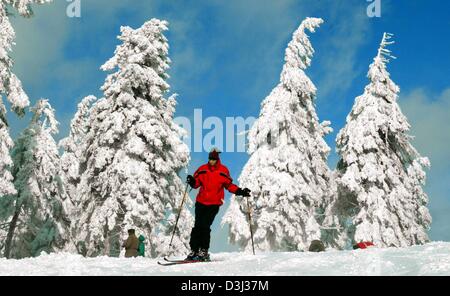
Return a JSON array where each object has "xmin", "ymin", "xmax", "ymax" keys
[{"xmin": 189, "ymin": 202, "xmax": 220, "ymax": 252}]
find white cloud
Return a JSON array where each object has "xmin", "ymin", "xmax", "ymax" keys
[
  {"xmin": 400, "ymin": 88, "xmax": 450, "ymax": 241},
  {"xmin": 401, "ymin": 88, "xmax": 450, "ymax": 173}
]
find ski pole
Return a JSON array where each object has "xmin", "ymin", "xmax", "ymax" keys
[
  {"xmin": 245, "ymin": 194, "xmax": 256, "ymax": 255},
  {"xmin": 168, "ymin": 181, "xmax": 191, "ymax": 253}
]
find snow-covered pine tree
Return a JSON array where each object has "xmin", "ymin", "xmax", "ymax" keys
[
  {"xmin": 74, "ymin": 19, "xmax": 192, "ymax": 258},
  {"xmin": 333, "ymin": 33, "xmax": 431, "ymax": 248},
  {"xmin": 1, "ymin": 1, "xmax": 52, "ymax": 197},
  {"xmin": 59, "ymin": 96, "xmax": 97, "ymax": 212},
  {"xmin": 223, "ymin": 18, "xmax": 333, "ymax": 252},
  {"xmin": 0, "ymin": 0, "xmax": 53, "ymax": 254},
  {"xmin": 1, "ymin": 99, "xmax": 70, "ymax": 258},
  {"xmin": 58, "ymin": 95, "xmax": 98, "ymax": 252}
]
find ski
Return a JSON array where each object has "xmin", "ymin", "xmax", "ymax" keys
[
  {"xmin": 158, "ymin": 259, "xmax": 202, "ymax": 266},
  {"xmin": 157, "ymin": 257, "xmax": 211, "ymax": 266},
  {"xmin": 164, "ymin": 257, "xmax": 187, "ymax": 263}
]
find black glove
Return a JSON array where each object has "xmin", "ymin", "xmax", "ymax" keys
[
  {"xmin": 235, "ymin": 188, "xmax": 251, "ymax": 197},
  {"xmin": 186, "ymin": 175, "xmax": 196, "ymax": 187}
]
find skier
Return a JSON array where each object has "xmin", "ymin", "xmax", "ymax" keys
[
  {"xmin": 122, "ymin": 229, "xmax": 139, "ymax": 258},
  {"xmin": 185, "ymin": 148, "xmax": 251, "ymax": 261}
]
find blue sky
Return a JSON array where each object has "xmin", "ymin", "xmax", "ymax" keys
[{"xmin": 5, "ymin": 0, "xmax": 450, "ymax": 252}]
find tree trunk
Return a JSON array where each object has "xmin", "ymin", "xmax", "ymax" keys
[{"xmin": 4, "ymin": 205, "xmax": 21, "ymax": 259}]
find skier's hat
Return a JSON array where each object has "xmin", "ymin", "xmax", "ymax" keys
[{"xmin": 208, "ymin": 148, "xmax": 221, "ymax": 160}]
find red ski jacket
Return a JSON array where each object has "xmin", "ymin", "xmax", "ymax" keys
[{"xmin": 191, "ymin": 159, "xmax": 239, "ymax": 206}]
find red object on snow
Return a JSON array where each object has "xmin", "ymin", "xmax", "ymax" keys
[
  {"xmin": 191, "ymin": 158, "xmax": 239, "ymax": 206},
  {"xmin": 354, "ymin": 242, "xmax": 375, "ymax": 249}
]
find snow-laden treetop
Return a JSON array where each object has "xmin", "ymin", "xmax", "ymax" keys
[
  {"xmin": 281, "ymin": 17, "xmax": 323, "ymax": 98},
  {"xmin": 346, "ymin": 32, "xmax": 413, "ymax": 143},
  {"xmin": 367, "ymin": 32, "xmax": 400, "ymax": 105},
  {"xmin": 284, "ymin": 17, "xmax": 323, "ymax": 71},
  {"xmin": 101, "ymin": 19, "xmax": 171, "ymax": 101},
  {"xmin": 249, "ymin": 17, "xmax": 327, "ymax": 154},
  {"xmin": 376, "ymin": 32, "xmax": 396, "ymax": 64},
  {"xmin": 31, "ymin": 99, "xmax": 58, "ymax": 134}
]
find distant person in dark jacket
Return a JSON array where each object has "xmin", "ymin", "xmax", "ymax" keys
[{"xmin": 122, "ymin": 229, "xmax": 139, "ymax": 258}]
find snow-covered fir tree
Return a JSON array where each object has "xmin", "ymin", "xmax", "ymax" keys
[
  {"xmin": 223, "ymin": 18, "xmax": 333, "ymax": 252},
  {"xmin": 1, "ymin": 1, "xmax": 51, "ymax": 197},
  {"xmin": 59, "ymin": 95, "xmax": 97, "ymax": 212},
  {"xmin": 0, "ymin": 0, "xmax": 53, "ymax": 253},
  {"xmin": 74, "ymin": 19, "xmax": 192, "ymax": 258},
  {"xmin": 333, "ymin": 33, "xmax": 431, "ymax": 248},
  {"xmin": 0, "ymin": 99, "xmax": 70, "ymax": 258},
  {"xmin": 59, "ymin": 95, "xmax": 98, "ymax": 252}
]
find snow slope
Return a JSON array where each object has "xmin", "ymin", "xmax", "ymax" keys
[{"xmin": 0, "ymin": 242, "xmax": 449, "ymax": 276}]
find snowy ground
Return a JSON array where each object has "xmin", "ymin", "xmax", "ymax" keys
[{"xmin": 0, "ymin": 242, "xmax": 449, "ymax": 276}]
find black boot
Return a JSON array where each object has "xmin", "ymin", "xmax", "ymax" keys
[
  {"xmin": 185, "ymin": 250, "xmax": 198, "ymax": 261},
  {"xmin": 197, "ymin": 249, "xmax": 210, "ymax": 262}
]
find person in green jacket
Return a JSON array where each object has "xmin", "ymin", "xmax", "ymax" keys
[{"xmin": 138, "ymin": 235, "xmax": 145, "ymax": 257}]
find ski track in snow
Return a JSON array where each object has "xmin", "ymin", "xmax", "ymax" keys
[{"xmin": 0, "ymin": 242, "xmax": 449, "ymax": 276}]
